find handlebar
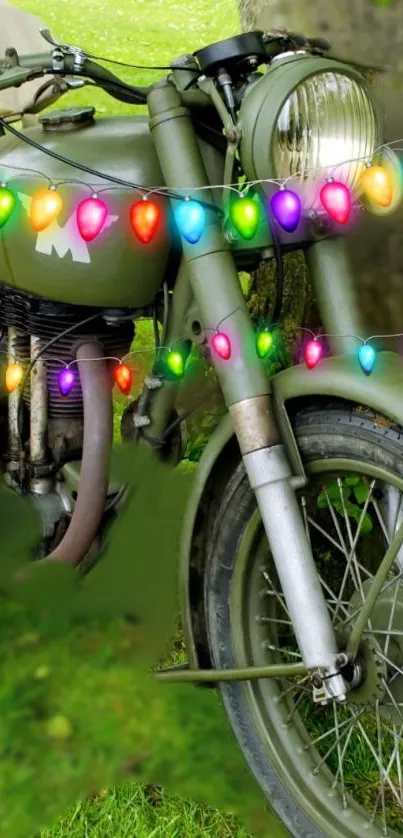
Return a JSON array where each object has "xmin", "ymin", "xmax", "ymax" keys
[
  {"xmin": 0, "ymin": 34, "xmax": 385, "ymax": 114},
  {"xmin": 0, "ymin": 49, "xmax": 150, "ymax": 103},
  {"xmin": 0, "ymin": 48, "xmax": 214, "ymax": 110}
]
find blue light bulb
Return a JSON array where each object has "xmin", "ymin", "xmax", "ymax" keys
[
  {"xmin": 174, "ymin": 200, "xmax": 205, "ymax": 244},
  {"xmin": 358, "ymin": 343, "xmax": 376, "ymax": 375}
]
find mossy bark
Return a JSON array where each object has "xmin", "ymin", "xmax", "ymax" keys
[{"xmin": 246, "ymin": 251, "xmax": 320, "ymax": 362}]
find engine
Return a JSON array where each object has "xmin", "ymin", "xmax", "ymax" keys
[{"xmin": 0, "ymin": 285, "xmax": 134, "ymax": 554}]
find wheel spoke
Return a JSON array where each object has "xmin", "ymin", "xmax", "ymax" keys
[
  {"xmin": 382, "ymin": 679, "xmax": 403, "ymax": 726},
  {"xmin": 393, "ymin": 724, "xmax": 403, "ymax": 805},
  {"xmin": 372, "ymin": 496, "xmax": 392, "ymax": 545},
  {"xmin": 333, "ymin": 701, "xmax": 348, "ymax": 808},
  {"xmin": 276, "ymin": 676, "xmax": 310, "ymax": 702},
  {"xmin": 337, "ymin": 476, "xmax": 365, "ymax": 595},
  {"xmin": 312, "ymin": 711, "xmax": 364, "ymax": 775},
  {"xmin": 384, "ymin": 578, "xmax": 401, "ymax": 659},
  {"xmin": 382, "ymin": 486, "xmax": 403, "ymax": 572},
  {"xmin": 305, "ymin": 709, "xmax": 364, "ymax": 750},
  {"xmin": 263, "ymin": 642, "xmax": 302, "ymax": 659},
  {"xmin": 376, "ymin": 700, "xmax": 388, "ymax": 835},
  {"xmin": 332, "ymin": 478, "xmax": 375, "ymax": 619},
  {"xmin": 354, "ymin": 714, "xmax": 402, "ymax": 807},
  {"xmin": 323, "ymin": 486, "xmax": 350, "ymax": 555},
  {"xmin": 255, "ymin": 615, "xmax": 293, "ymax": 627},
  {"xmin": 284, "ymin": 689, "xmax": 307, "ymax": 724},
  {"xmin": 332, "ymin": 720, "xmax": 355, "ymax": 790},
  {"xmin": 300, "ymin": 494, "xmax": 312, "ymax": 547},
  {"xmin": 261, "ymin": 570, "xmax": 288, "ymax": 615},
  {"xmin": 316, "ymin": 571, "xmax": 352, "ymax": 622},
  {"xmin": 377, "ymin": 650, "xmax": 403, "ymax": 681},
  {"xmin": 318, "ymin": 481, "xmax": 375, "ymax": 579}
]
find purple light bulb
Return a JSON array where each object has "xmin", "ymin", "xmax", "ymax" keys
[
  {"xmin": 58, "ymin": 367, "xmax": 76, "ymax": 397},
  {"xmin": 270, "ymin": 189, "xmax": 301, "ymax": 233}
]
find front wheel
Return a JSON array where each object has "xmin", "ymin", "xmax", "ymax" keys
[{"xmin": 204, "ymin": 404, "xmax": 403, "ymax": 838}]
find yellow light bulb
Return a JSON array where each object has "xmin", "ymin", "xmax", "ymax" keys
[
  {"xmin": 30, "ymin": 187, "xmax": 63, "ymax": 232},
  {"xmin": 361, "ymin": 165, "xmax": 392, "ymax": 208},
  {"xmin": 5, "ymin": 362, "xmax": 23, "ymax": 392}
]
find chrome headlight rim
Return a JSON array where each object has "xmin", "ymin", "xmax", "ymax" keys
[{"xmin": 239, "ymin": 55, "xmax": 382, "ymax": 197}]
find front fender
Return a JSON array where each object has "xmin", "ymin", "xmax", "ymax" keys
[{"xmin": 180, "ymin": 350, "xmax": 403, "ymax": 668}]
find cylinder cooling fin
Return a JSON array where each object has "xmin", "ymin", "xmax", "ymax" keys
[{"xmin": 0, "ymin": 287, "xmax": 134, "ymax": 417}]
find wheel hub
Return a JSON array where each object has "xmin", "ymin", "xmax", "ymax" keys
[{"xmin": 344, "ymin": 578, "xmax": 403, "ymax": 723}]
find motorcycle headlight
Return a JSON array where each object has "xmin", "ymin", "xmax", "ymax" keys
[
  {"xmin": 273, "ymin": 72, "xmax": 377, "ymax": 194},
  {"xmin": 239, "ymin": 56, "xmax": 381, "ymax": 205}
]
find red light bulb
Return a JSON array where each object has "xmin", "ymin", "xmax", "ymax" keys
[
  {"xmin": 320, "ymin": 180, "xmax": 351, "ymax": 224},
  {"xmin": 212, "ymin": 331, "xmax": 231, "ymax": 360},
  {"xmin": 304, "ymin": 339, "xmax": 323, "ymax": 369},
  {"xmin": 114, "ymin": 363, "xmax": 132, "ymax": 395},
  {"xmin": 130, "ymin": 198, "xmax": 161, "ymax": 243},
  {"xmin": 77, "ymin": 195, "xmax": 108, "ymax": 241}
]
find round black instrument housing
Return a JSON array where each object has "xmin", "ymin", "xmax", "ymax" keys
[{"xmin": 193, "ymin": 31, "xmax": 268, "ymax": 75}]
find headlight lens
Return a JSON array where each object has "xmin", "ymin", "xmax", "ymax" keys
[{"xmin": 273, "ymin": 72, "xmax": 377, "ymax": 198}]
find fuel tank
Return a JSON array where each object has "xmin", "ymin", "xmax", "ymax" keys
[{"xmin": 0, "ymin": 106, "xmax": 225, "ymax": 308}]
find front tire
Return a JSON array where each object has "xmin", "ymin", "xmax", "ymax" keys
[{"xmin": 204, "ymin": 404, "xmax": 403, "ymax": 838}]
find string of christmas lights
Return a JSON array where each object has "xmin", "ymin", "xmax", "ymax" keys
[
  {"xmin": 3, "ymin": 321, "xmax": 403, "ymax": 399},
  {"xmin": 0, "ymin": 132, "xmax": 402, "ymax": 242}
]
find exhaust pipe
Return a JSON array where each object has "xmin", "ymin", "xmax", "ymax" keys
[{"xmin": 48, "ymin": 341, "xmax": 113, "ymax": 564}]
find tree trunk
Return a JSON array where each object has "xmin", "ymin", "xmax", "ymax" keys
[
  {"xmin": 240, "ymin": 0, "xmax": 403, "ymax": 342},
  {"xmin": 0, "ymin": 2, "xmax": 51, "ymax": 118}
]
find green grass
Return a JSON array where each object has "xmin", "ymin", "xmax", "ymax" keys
[
  {"xmin": 12, "ymin": 0, "xmax": 241, "ymax": 115},
  {"xmin": 40, "ymin": 784, "xmax": 252, "ymax": 838}
]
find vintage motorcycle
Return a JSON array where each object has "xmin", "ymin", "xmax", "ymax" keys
[{"xmin": 1, "ymin": 25, "xmax": 403, "ymax": 837}]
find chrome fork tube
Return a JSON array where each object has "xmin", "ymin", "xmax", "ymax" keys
[{"xmin": 230, "ymin": 398, "xmax": 346, "ymax": 697}]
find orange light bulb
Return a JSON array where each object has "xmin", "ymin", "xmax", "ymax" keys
[
  {"xmin": 30, "ymin": 186, "xmax": 63, "ymax": 232},
  {"xmin": 5, "ymin": 362, "xmax": 23, "ymax": 392},
  {"xmin": 361, "ymin": 165, "xmax": 392, "ymax": 208}
]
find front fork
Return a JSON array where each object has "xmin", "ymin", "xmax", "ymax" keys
[{"xmin": 147, "ymin": 80, "xmax": 358, "ymax": 700}]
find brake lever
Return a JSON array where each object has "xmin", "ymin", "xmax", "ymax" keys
[
  {"xmin": 40, "ymin": 28, "xmax": 86, "ymax": 71},
  {"xmin": 39, "ymin": 28, "xmax": 64, "ymax": 49}
]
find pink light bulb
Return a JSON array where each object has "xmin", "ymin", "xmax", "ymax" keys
[
  {"xmin": 319, "ymin": 180, "xmax": 351, "ymax": 225},
  {"xmin": 304, "ymin": 339, "xmax": 323, "ymax": 369},
  {"xmin": 77, "ymin": 195, "xmax": 108, "ymax": 241},
  {"xmin": 212, "ymin": 331, "xmax": 231, "ymax": 360}
]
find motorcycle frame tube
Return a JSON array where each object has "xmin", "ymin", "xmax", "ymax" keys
[
  {"xmin": 305, "ymin": 237, "xmax": 365, "ymax": 355},
  {"xmin": 141, "ymin": 256, "xmax": 194, "ymax": 440},
  {"xmin": 155, "ymin": 661, "xmax": 307, "ymax": 683},
  {"xmin": 148, "ymin": 79, "xmax": 346, "ymax": 681}
]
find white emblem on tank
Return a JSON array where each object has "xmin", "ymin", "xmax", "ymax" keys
[{"xmin": 18, "ymin": 192, "xmax": 118, "ymax": 264}]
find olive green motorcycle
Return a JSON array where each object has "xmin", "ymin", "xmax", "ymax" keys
[{"xmin": 1, "ymin": 25, "xmax": 403, "ymax": 838}]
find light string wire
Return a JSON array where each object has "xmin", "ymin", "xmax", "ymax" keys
[
  {"xmin": 0, "ymin": 118, "xmax": 224, "ymax": 215},
  {"xmin": 0, "ymin": 120, "xmax": 402, "ymax": 209},
  {"xmin": 3, "ymin": 322, "xmax": 403, "ymax": 379},
  {"xmin": 2, "ymin": 306, "xmax": 244, "ymax": 372}
]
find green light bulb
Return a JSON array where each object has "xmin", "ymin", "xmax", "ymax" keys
[
  {"xmin": 256, "ymin": 329, "xmax": 274, "ymax": 359},
  {"xmin": 0, "ymin": 183, "xmax": 16, "ymax": 228},
  {"xmin": 166, "ymin": 350, "xmax": 185, "ymax": 377},
  {"xmin": 229, "ymin": 196, "xmax": 260, "ymax": 240}
]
